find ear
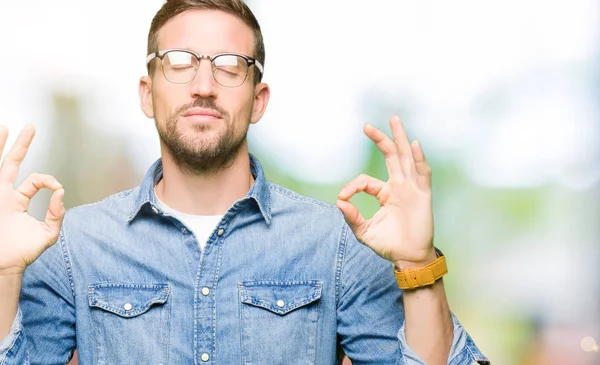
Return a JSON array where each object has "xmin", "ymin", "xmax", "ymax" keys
[
  {"xmin": 139, "ymin": 75, "xmax": 154, "ymax": 118},
  {"xmin": 250, "ymin": 82, "xmax": 270, "ymax": 125}
]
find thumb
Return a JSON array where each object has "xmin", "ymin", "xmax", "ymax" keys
[
  {"xmin": 44, "ymin": 188, "xmax": 65, "ymax": 245},
  {"xmin": 336, "ymin": 199, "xmax": 367, "ymax": 241}
]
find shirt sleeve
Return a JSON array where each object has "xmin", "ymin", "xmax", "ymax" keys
[
  {"xmin": 0, "ymin": 307, "xmax": 27, "ymax": 365},
  {"xmin": 398, "ymin": 313, "xmax": 490, "ymax": 364},
  {"xmin": 336, "ymin": 224, "xmax": 490, "ymax": 365},
  {"xmin": 0, "ymin": 229, "xmax": 76, "ymax": 365}
]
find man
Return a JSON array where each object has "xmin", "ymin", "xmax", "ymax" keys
[{"xmin": 0, "ymin": 0, "xmax": 489, "ymax": 364}]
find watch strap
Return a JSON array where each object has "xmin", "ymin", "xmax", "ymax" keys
[{"xmin": 394, "ymin": 249, "xmax": 448, "ymax": 289}]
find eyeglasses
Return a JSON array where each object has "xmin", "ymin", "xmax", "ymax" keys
[{"xmin": 146, "ymin": 49, "xmax": 264, "ymax": 87}]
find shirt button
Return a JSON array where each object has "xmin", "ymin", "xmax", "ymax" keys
[
  {"xmin": 123, "ymin": 303, "xmax": 133, "ymax": 311},
  {"xmin": 217, "ymin": 228, "xmax": 224, "ymax": 236},
  {"xmin": 201, "ymin": 287, "xmax": 210, "ymax": 296},
  {"xmin": 201, "ymin": 353, "xmax": 210, "ymax": 362},
  {"xmin": 151, "ymin": 206, "xmax": 159, "ymax": 214},
  {"xmin": 276, "ymin": 300, "xmax": 285, "ymax": 308},
  {"xmin": 182, "ymin": 227, "xmax": 188, "ymax": 234}
]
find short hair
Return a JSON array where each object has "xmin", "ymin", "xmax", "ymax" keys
[{"xmin": 147, "ymin": 0, "xmax": 265, "ymax": 83}]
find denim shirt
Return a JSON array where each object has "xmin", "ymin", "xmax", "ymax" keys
[{"xmin": 0, "ymin": 155, "xmax": 489, "ymax": 365}]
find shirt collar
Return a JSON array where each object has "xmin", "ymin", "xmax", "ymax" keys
[{"xmin": 127, "ymin": 153, "xmax": 272, "ymax": 224}]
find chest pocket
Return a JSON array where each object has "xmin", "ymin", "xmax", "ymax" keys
[
  {"xmin": 87, "ymin": 283, "xmax": 171, "ymax": 365},
  {"xmin": 239, "ymin": 281, "xmax": 322, "ymax": 365}
]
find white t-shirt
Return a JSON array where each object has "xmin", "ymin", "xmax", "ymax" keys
[{"xmin": 155, "ymin": 193, "xmax": 223, "ymax": 251}]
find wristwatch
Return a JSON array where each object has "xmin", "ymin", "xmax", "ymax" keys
[{"xmin": 394, "ymin": 247, "xmax": 447, "ymax": 290}]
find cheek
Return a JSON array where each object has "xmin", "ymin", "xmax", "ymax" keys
[
  {"xmin": 223, "ymin": 92, "xmax": 255, "ymax": 120},
  {"xmin": 152, "ymin": 96, "xmax": 168, "ymax": 121},
  {"xmin": 153, "ymin": 87, "xmax": 185, "ymax": 121}
]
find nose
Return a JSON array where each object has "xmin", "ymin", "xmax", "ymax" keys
[{"xmin": 189, "ymin": 58, "xmax": 217, "ymax": 99}]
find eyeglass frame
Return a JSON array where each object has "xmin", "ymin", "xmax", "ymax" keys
[{"xmin": 146, "ymin": 48, "xmax": 264, "ymax": 87}]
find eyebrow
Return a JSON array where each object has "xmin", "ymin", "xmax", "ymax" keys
[{"xmin": 158, "ymin": 46, "xmax": 250, "ymax": 55}]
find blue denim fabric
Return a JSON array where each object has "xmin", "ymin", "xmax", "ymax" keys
[{"xmin": 0, "ymin": 155, "xmax": 489, "ymax": 365}]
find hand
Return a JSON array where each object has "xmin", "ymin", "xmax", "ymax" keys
[
  {"xmin": 0, "ymin": 125, "xmax": 65, "ymax": 276},
  {"xmin": 336, "ymin": 115, "xmax": 435, "ymax": 269}
]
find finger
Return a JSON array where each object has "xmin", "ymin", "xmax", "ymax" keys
[
  {"xmin": 16, "ymin": 173, "xmax": 63, "ymax": 200},
  {"xmin": 336, "ymin": 199, "xmax": 367, "ymax": 241},
  {"xmin": 411, "ymin": 140, "xmax": 431, "ymax": 175},
  {"xmin": 44, "ymin": 188, "xmax": 65, "ymax": 246},
  {"xmin": 389, "ymin": 115, "xmax": 417, "ymax": 177},
  {"xmin": 363, "ymin": 123, "xmax": 403, "ymax": 175},
  {"xmin": 0, "ymin": 126, "xmax": 8, "ymax": 161},
  {"xmin": 338, "ymin": 174, "xmax": 385, "ymax": 201},
  {"xmin": 0, "ymin": 125, "xmax": 36, "ymax": 185},
  {"xmin": 411, "ymin": 140, "xmax": 432, "ymax": 187}
]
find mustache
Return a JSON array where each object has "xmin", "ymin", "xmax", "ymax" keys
[{"xmin": 175, "ymin": 98, "xmax": 228, "ymax": 118}]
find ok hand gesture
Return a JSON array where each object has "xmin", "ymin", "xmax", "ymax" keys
[
  {"xmin": 0, "ymin": 125, "xmax": 65, "ymax": 276},
  {"xmin": 336, "ymin": 115, "xmax": 436, "ymax": 269}
]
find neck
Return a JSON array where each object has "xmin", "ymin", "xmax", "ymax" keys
[{"xmin": 156, "ymin": 148, "xmax": 255, "ymax": 215}]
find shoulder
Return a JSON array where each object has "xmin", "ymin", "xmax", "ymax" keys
[
  {"xmin": 266, "ymin": 180, "xmax": 351, "ymax": 239},
  {"xmin": 267, "ymin": 181, "xmax": 339, "ymax": 212},
  {"xmin": 62, "ymin": 186, "xmax": 138, "ymax": 225}
]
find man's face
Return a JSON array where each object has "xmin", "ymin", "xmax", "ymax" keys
[{"xmin": 139, "ymin": 9, "xmax": 269, "ymax": 174}]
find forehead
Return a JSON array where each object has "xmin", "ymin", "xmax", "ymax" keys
[{"xmin": 157, "ymin": 9, "xmax": 255, "ymax": 55}]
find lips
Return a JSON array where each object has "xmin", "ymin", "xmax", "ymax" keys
[{"xmin": 182, "ymin": 108, "xmax": 222, "ymax": 119}]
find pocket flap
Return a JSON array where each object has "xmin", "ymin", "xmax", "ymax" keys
[
  {"xmin": 239, "ymin": 281, "xmax": 322, "ymax": 315},
  {"xmin": 88, "ymin": 283, "xmax": 170, "ymax": 318}
]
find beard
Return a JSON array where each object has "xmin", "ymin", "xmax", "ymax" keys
[{"xmin": 155, "ymin": 97, "xmax": 250, "ymax": 176}]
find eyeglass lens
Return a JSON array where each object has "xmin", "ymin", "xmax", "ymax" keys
[{"xmin": 162, "ymin": 51, "xmax": 249, "ymax": 87}]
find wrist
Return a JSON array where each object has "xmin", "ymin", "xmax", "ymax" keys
[
  {"xmin": 0, "ymin": 272, "xmax": 23, "ymax": 287},
  {"xmin": 0, "ymin": 272, "xmax": 22, "ymax": 340},
  {"xmin": 394, "ymin": 247, "xmax": 437, "ymax": 271},
  {"xmin": 393, "ymin": 247, "xmax": 448, "ymax": 290},
  {"xmin": 0, "ymin": 266, "xmax": 25, "ymax": 278}
]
